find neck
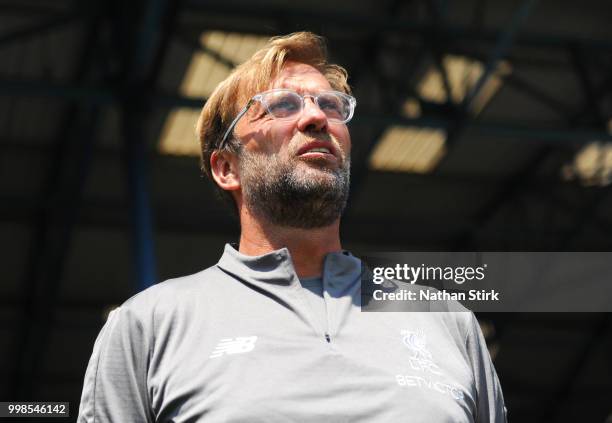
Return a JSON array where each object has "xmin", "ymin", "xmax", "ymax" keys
[{"xmin": 238, "ymin": 207, "xmax": 342, "ymax": 278}]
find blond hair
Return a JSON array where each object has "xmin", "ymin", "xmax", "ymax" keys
[{"xmin": 196, "ymin": 31, "xmax": 351, "ymax": 206}]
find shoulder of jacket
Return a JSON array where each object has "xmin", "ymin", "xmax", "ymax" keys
[{"xmin": 116, "ymin": 265, "xmax": 225, "ymax": 315}]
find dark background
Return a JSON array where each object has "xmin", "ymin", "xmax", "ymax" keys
[{"xmin": 1, "ymin": 0, "xmax": 611, "ymax": 421}]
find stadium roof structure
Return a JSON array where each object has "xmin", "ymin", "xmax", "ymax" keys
[{"xmin": 1, "ymin": 0, "xmax": 611, "ymax": 421}]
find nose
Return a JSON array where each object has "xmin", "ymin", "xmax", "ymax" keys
[{"xmin": 296, "ymin": 97, "xmax": 328, "ymax": 133}]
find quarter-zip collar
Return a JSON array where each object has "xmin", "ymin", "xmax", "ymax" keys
[
  {"xmin": 217, "ymin": 243, "xmax": 363, "ymax": 290},
  {"xmin": 217, "ymin": 243, "xmax": 364, "ymax": 344}
]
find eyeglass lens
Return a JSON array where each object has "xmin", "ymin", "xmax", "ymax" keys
[{"xmin": 263, "ymin": 91, "xmax": 350, "ymax": 122}]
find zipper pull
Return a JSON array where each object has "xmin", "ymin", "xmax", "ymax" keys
[{"xmin": 325, "ymin": 333, "xmax": 331, "ymax": 343}]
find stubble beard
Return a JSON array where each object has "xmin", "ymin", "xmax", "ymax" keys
[{"xmin": 238, "ymin": 145, "xmax": 351, "ymax": 229}]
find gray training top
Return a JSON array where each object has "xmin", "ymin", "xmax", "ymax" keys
[{"xmin": 78, "ymin": 244, "xmax": 507, "ymax": 422}]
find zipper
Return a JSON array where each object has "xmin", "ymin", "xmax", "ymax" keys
[{"xmin": 323, "ymin": 277, "xmax": 332, "ymax": 346}]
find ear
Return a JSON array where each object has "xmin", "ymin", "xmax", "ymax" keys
[{"xmin": 210, "ymin": 150, "xmax": 241, "ymax": 191}]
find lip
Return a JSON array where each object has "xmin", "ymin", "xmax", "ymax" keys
[{"xmin": 296, "ymin": 141, "xmax": 339, "ymax": 160}]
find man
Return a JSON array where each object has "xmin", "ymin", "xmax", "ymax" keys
[{"xmin": 78, "ymin": 32, "xmax": 507, "ymax": 422}]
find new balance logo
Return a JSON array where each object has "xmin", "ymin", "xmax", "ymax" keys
[{"xmin": 209, "ymin": 336, "xmax": 258, "ymax": 358}]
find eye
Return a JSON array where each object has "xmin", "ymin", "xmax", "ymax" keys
[
  {"xmin": 318, "ymin": 97, "xmax": 341, "ymax": 111},
  {"xmin": 318, "ymin": 95, "xmax": 345, "ymax": 119},
  {"xmin": 266, "ymin": 93, "xmax": 301, "ymax": 118}
]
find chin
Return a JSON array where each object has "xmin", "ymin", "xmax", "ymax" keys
[
  {"xmin": 296, "ymin": 158, "xmax": 339, "ymax": 172},
  {"xmin": 294, "ymin": 164, "xmax": 337, "ymax": 181}
]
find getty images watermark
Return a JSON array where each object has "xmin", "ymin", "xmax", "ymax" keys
[
  {"xmin": 371, "ymin": 263, "xmax": 499, "ymax": 302},
  {"xmin": 360, "ymin": 252, "xmax": 612, "ymax": 312}
]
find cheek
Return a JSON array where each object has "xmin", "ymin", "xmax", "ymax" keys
[
  {"xmin": 266, "ymin": 122, "xmax": 296, "ymax": 152},
  {"xmin": 332, "ymin": 125, "xmax": 351, "ymax": 153},
  {"xmin": 242, "ymin": 120, "xmax": 282, "ymax": 154}
]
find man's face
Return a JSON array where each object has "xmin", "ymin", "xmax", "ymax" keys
[{"xmin": 233, "ymin": 61, "xmax": 352, "ymax": 228}]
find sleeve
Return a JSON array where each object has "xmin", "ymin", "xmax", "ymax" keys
[
  {"xmin": 77, "ymin": 306, "xmax": 154, "ymax": 423},
  {"xmin": 465, "ymin": 313, "xmax": 508, "ymax": 423}
]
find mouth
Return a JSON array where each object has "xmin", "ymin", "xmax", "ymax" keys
[{"xmin": 296, "ymin": 141, "xmax": 339, "ymax": 162}]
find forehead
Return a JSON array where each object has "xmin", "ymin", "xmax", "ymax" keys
[{"xmin": 269, "ymin": 62, "xmax": 332, "ymax": 93}]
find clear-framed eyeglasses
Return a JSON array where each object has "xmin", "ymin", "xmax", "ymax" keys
[{"xmin": 218, "ymin": 88, "xmax": 357, "ymax": 150}]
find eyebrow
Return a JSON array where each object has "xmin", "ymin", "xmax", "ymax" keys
[{"xmin": 274, "ymin": 86, "xmax": 334, "ymax": 96}]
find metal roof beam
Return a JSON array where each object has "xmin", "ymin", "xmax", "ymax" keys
[
  {"xmin": 184, "ymin": 1, "xmax": 612, "ymax": 51},
  {"xmin": 461, "ymin": 0, "xmax": 538, "ymax": 112},
  {"xmin": 10, "ymin": 2, "xmax": 105, "ymax": 399},
  {"xmin": 3, "ymin": 78, "xmax": 612, "ymax": 143},
  {"xmin": 503, "ymin": 72, "xmax": 574, "ymax": 119},
  {"xmin": 118, "ymin": 0, "xmax": 178, "ymax": 291},
  {"xmin": 0, "ymin": 13, "xmax": 80, "ymax": 48}
]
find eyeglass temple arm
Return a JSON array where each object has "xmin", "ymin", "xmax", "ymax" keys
[{"xmin": 219, "ymin": 99, "xmax": 255, "ymax": 150}]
